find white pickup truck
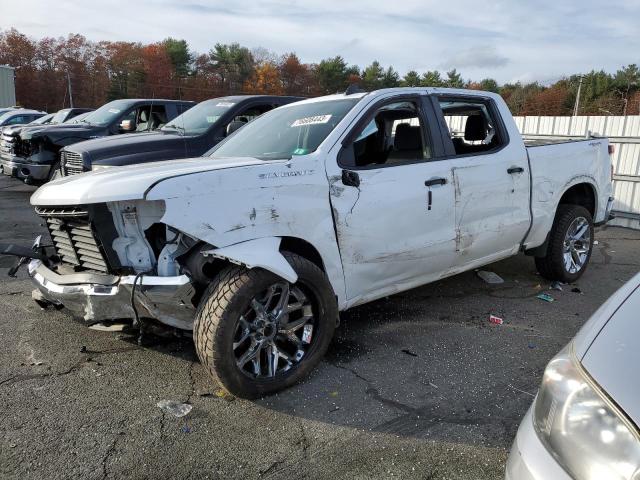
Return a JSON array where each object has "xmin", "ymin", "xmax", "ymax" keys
[{"xmin": 11, "ymin": 87, "xmax": 614, "ymax": 398}]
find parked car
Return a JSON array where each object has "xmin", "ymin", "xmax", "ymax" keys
[
  {"xmin": 0, "ymin": 98, "xmax": 194, "ymax": 184},
  {"xmin": 58, "ymin": 96, "xmax": 302, "ymax": 176},
  {"xmin": 0, "ymin": 108, "xmax": 47, "ymax": 127},
  {"xmin": 48, "ymin": 107, "xmax": 94, "ymax": 125},
  {"xmin": 7, "ymin": 87, "xmax": 614, "ymax": 398},
  {"xmin": 506, "ymin": 272, "xmax": 640, "ymax": 480}
]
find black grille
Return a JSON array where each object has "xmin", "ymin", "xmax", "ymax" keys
[
  {"xmin": 61, "ymin": 150, "xmax": 85, "ymax": 176},
  {"xmin": 36, "ymin": 207, "xmax": 110, "ymax": 272}
]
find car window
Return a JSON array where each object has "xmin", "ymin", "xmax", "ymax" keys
[
  {"xmin": 162, "ymin": 99, "xmax": 237, "ymax": 136},
  {"xmin": 341, "ymin": 100, "xmax": 432, "ymax": 168},
  {"xmin": 222, "ymin": 104, "xmax": 275, "ymax": 137},
  {"xmin": 82, "ymin": 100, "xmax": 136, "ymax": 126},
  {"xmin": 209, "ymin": 98, "xmax": 359, "ymax": 160},
  {"xmin": 6, "ymin": 115, "xmax": 26, "ymax": 125},
  {"xmin": 437, "ymin": 98, "xmax": 505, "ymax": 155}
]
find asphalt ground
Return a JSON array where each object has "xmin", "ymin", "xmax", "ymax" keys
[{"xmin": 1, "ymin": 174, "xmax": 639, "ymax": 479}]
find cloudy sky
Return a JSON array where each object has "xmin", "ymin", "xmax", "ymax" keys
[{"xmin": 3, "ymin": 0, "xmax": 639, "ymax": 83}]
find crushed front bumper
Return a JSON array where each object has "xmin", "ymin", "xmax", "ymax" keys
[
  {"xmin": 0, "ymin": 156, "xmax": 51, "ymax": 181},
  {"xmin": 29, "ymin": 260, "xmax": 197, "ymax": 330}
]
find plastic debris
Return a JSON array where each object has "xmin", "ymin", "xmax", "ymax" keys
[
  {"xmin": 401, "ymin": 349, "xmax": 418, "ymax": 357},
  {"xmin": 489, "ymin": 315, "xmax": 504, "ymax": 325},
  {"xmin": 156, "ymin": 400, "xmax": 192, "ymax": 418},
  {"xmin": 593, "ymin": 240, "xmax": 599, "ymax": 245},
  {"xmin": 89, "ymin": 322, "xmax": 127, "ymax": 332},
  {"xmin": 477, "ymin": 270, "xmax": 504, "ymax": 284},
  {"xmin": 536, "ymin": 293, "xmax": 555, "ymax": 303},
  {"xmin": 550, "ymin": 281, "xmax": 563, "ymax": 291},
  {"xmin": 571, "ymin": 287, "xmax": 582, "ymax": 294}
]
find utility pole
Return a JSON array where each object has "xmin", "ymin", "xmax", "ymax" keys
[
  {"xmin": 573, "ymin": 76, "xmax": 583, "ymax": 117},
  {"xmin": 66, "ymin": 71, "xmax": 74, "ymax": 108}
]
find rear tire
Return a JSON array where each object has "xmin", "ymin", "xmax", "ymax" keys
[
  {"xmin": 193, "ymin": 252, "xmax": 337, "ymax": 399},
  {"xmin": 534, "ymin": 204, "xmax": 594, "ymax": 283}
]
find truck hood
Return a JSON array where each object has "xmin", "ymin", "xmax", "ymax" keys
[
  {"xmin": 69, "ymin": 131, "xmax": 185, "ymax": 163},
  {"xmin": 30, "ymin": 156, "xmax": 266, "ymax": 206},
  {"xmin": 580, "ymin": 278, "xmax": 640, "ymax": 427},
  {"xmin": 21, "ymin": 124, "xmax": 98, "ymax": 141}
]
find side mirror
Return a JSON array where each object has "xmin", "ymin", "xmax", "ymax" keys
[{"xmin": 119, "ymin": 119, "xmax": 135, "ymax": 132}]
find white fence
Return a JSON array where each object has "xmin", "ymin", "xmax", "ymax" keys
[{"xmin": 514, "ymin": 115, "xmax": 640, "ymax": 229}]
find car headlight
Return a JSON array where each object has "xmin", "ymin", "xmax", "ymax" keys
[
  {"xmin": 533, "ymin": 345, "xmax": 640, "ymax": 479},
  {"xmin": 91, "ymin": 164, "xmax": 114, "ymax": 171}
]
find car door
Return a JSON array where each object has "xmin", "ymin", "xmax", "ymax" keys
[
  {"xmin": 327, "ymin": 94, "xmax": 457, "ymax": 304},
  {"xmin": 433, "ymin": 95, "xmax": 530, "ymax": 269}
]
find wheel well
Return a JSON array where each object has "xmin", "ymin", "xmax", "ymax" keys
[
  {"xmin": 558, "ymin": 183, "xmax": 596, "ymax": 217},
  {"xmin": 280, "ymin": 237, "xmax": 325, "ymax": 272}
]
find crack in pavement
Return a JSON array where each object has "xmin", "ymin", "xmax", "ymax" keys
[
  {"xmin": 101, "ymin": 437, "xmax": 117, "ymax": 480},
  {"xmin": 0, "ymin": 361, "xmax": 87, "ymax": 387}
]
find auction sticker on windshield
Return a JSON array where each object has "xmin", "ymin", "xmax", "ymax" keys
[
  {"xmin": 216, "ymin": 102, "xmax": 235, "ymax": 107},
  {"xmin": 291, "ymin": 115, "xmax": 332, "ymax": 127}
]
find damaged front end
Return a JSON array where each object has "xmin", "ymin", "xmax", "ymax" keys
[
  {"xmin": 14, "ymin": 200, "xmax": 222, "ymax": 330},
  {"xmin": 0, "ymin": 132, "xmax": 56, "ymax": 183}
]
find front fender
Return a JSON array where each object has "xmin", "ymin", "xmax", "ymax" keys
[{"xmin": 203, "ymin": 237, "xmax": 298, "ymax": 283}]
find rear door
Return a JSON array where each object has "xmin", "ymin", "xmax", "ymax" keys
[
  {"xmin": 327, "ymin": 94, "xmax": 457, "ymax": 304},
  {"xmin": 433, "ymin": 95, "xmax": 530, "ymax": 268}
]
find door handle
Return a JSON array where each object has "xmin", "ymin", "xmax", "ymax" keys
[
  {"xmin": 425, "ymin": 177, "xmax": 447, "ymax": 187},
  {"xmin": 507, "ymin": 167, "xmax": 524, "ymax": 174}
]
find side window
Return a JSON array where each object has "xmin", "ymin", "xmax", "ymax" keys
[
  {"xmin": 341, "ymin": 100, "xmax": 432, "ymax": 168},
  {"xmin": 129, "ymin": 105, "xmax": 168, "ymax": 132},
  {"xmin": 224, "ymin": 104, "xmax": 273, "ymax": 137},
  {"xmin": 437, "ymin": 98, "xmax": 505, "ymax": 156},
  {"xmin": 7, "ymin": 115, "xmax": 25, "ymax": 125}
]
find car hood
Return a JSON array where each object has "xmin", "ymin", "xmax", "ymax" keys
[
  {"xmin": 30, "ymin": 156, "xmax": 266, "ymax": 206},
  {"xmin": 579, "ymin": 275, "xmax": 640, "ymax": 426},
  {"xmin": 21, "ymin": 124, "xmax": 97, "ymax": 141},
  {"xmin": 68, "ymin": 131, "xmax": 184, "ymax": 161}
]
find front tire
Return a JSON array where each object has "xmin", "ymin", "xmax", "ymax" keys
[
  {"xmin": 193, "ymin": 252, "xmax": 337, "ymax": 399},
  {"xmin": 534, "ymin": 204, "xmax": 594, "ymax": 283}
]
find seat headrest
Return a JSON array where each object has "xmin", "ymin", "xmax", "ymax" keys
[
  {"xmin": 139, "ymin": 110, "xmax": 148, "ymax": 122},
  {"xmin": 226, "ymin": 120, "xmax": 246, "ymax": 136},
  {"xmin": 394, "ymin": 123, "xmax": 421, "ymax": 151},
  {"xmin": 464, "ymin": 115, "xmax": 487, "ymax": 141}
]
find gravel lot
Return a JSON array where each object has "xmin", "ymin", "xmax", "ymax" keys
[{"xmin": 1, "ymin": 174, "xmax": 639, "ymax": 480}]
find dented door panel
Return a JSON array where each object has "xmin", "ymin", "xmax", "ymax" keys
[{"xmin": 328, "ymin": 163, "xmax": 457, "ymax": 306}]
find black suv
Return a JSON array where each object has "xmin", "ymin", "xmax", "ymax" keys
[
  {"xmin": 58, "ymin": 95, "xmax": 303, "ymax": 176},
  {"xmin": 0, "ymin": 99, "xmax": 194, "ymax": 184}
]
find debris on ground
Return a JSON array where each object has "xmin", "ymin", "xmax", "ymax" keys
[
  {"xmin": 571, "ymin": 287, "xmax": 582, "ymax": 294},
  {"xmin": 89, "ymin": 322, "xmax": 127, "ymax": 332},
  {"xmin": 156, "ymin": 400, "xmax": 193, "ymax": 418},
  {"xmin": 79, "ymin": 345, "xmax": 87, "ymax": 353},
  {"xmin": 489, "ymin": 315, "xmax": 504, "ymax": 325},
  {"xmin": 477, "ymin": 270, "xmax": 504, "ymax": 284},
  {"xmin": 528, "ymin": 342, "xmax": 536, "ymax": 349},
  {"xmin": 401, "ymin": 349, "xmax": 418, "ymax": 357},
  {"xmin": 550, "ymin": 281, "xmax": 563, "ymax": 291},
  {"xmin": 536, "ymin": 293, "xmax": 555, "ymax": 303},
  {"xmin": 593, "ymin": 240, "xmax": 599, "ymax": 245}
]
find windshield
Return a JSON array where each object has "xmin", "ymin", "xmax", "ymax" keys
[
  {"xmin": 50, "ymin": 109, "xmax": 71, "ymax": 124},
  {"xmin": 210, "ymin": 99, "xmax": 359, "ymax": 160},
  {"xmin": 81, "ymin": 100, "xmax": 133, "ymax": 126},
  {"xmin": 162, "ymin": 99, "xmax": 235, "ymax": 135},
  {"xmin": 31, "ymin": 113, "xmax": 53, "ymax": 125},
  {"xmin": 66, "ymin": 111, "xmax": 91, "ymax": 124},
  {"xmin": 0, "ymin": 111, "xmax": 17, "ymax": 124}
]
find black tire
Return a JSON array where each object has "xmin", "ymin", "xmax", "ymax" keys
[
  {"xmin": 193, "ymin": 252, "xmax": 337, "ymax": 399},
  {"xmin": 535, "ymin": 204, "xmax": 594, "ymax": 283}
]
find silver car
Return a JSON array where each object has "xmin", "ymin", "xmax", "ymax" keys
[{"xmin": 506, "ymin": 272, "xmax": 640, "ymax": 479}]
